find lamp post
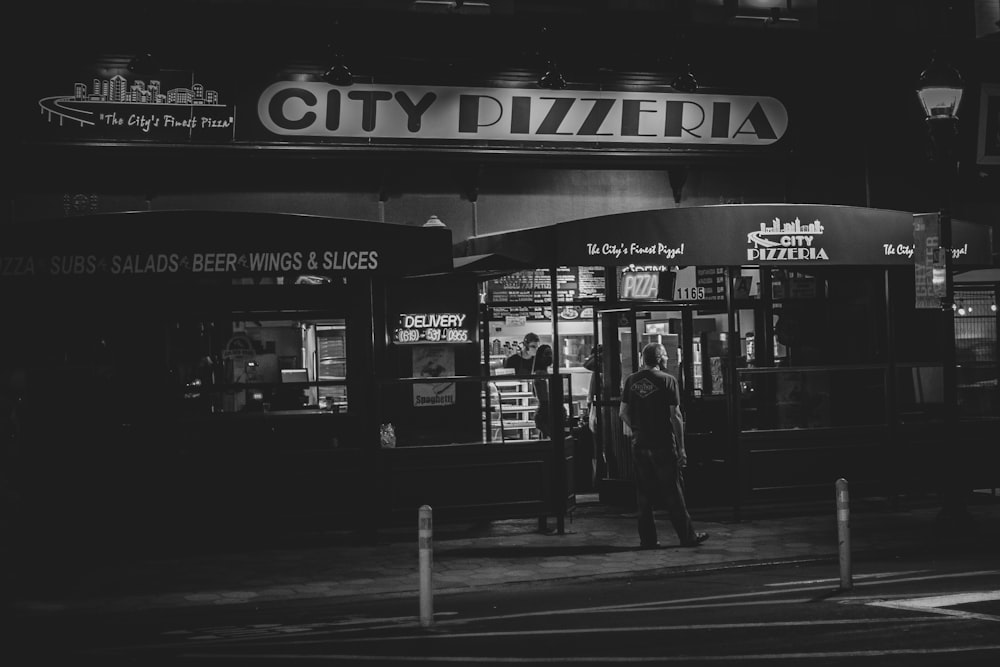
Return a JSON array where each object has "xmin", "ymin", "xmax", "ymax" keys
[{"xmin": 915, "ymin": 52, "xmax": 965, "ymax": 523}]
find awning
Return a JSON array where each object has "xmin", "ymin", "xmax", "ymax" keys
[
  {"xmin": 451, "ymin": 253, "xmax": 536, "ymax": 280},
  {"xmin": 956, "ymin": 268, "xmax": 1000, "ymax": 283},
  {"xmin": 4, "ymin": 210, "xmax": 455, "ymax": 280},
  {"xmin": 456, "ymin": 204, "xmax": 995, "ymax": 269}
]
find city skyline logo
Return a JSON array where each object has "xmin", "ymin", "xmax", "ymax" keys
[
  {"xmin": 747, "ymin": 217, "xmax": 829, "ymax": 261},
  {"xmin": 37, "ymin": 73, "xmax": 233, "ymax": 135}
]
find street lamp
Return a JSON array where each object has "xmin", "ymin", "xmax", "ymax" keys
[
  {"xmin": 916, "ymin": 54, "xmax": 964, "ymax": 121},
  {"xmin": 915, "ymin": 51, "xmax": 965, "ymax": 523}
]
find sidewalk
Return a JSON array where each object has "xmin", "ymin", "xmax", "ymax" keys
[{"xmin": 6, "ymin": 492, "xmax": 1000, "ymax": 617}]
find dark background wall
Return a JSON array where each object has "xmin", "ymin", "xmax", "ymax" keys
[{"xmin": 6, "ymin": 0, "xmax": 1000, "ymax": 250}]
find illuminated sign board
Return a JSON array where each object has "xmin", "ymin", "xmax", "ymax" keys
[
  {"xmin": 257, "ymin": 84, "xmax": 789, "ymax": 148},
  {"xmin": 620, "ymin": 272, "xmax": 662, "ymax": 299},
  {"xmin": 619, "ymin": 269, "xmax": 677, "ymax": 300},
  {"xmin": 394, "ymin": 313, "xmax": 473, "ymax": 344}
]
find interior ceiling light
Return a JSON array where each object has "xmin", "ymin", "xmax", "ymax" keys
[
  {"xmin": 323, "ymin": 54, "xmax": 354, "ymax": 86},
  {"xmin": 537, "ymin": 60, "xmax": 567, "ymax": 90},
  {"xmin": 128, "ymin": 52, "xmax": 159, "ymax": 76}
]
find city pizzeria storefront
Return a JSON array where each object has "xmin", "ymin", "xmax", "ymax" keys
[
  {"xmin": 458, "ymin": 204, "xmax": 997, "ymax": 505},
  {"xmin": 19, "ymin": 70, "xmax": 794, "ymax": 535},
  {"xmin": 2, "ymin": 211, "xmax": 534, "ymax": 538}
]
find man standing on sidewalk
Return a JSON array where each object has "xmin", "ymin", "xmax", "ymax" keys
[{"xmin": 620, "ymin": 342, "xmax": 708, "ymax": 549}]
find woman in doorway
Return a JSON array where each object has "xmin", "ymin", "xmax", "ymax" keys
[{"xmin": 532, "ymin": 344, "xmax": 554, "ymax": 438}]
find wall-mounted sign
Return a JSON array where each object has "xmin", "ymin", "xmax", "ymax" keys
[
  {"xmin": 257, "ymin": 83, "xmax": 789, "ymax": 147},
  {"xmin": 35, "ymin": 69, "xmax": 236, "ymax": 142},
  {"xmin": 28, "ymin": 61, "xmax": 789, "ymax": 156},
  {"xmin": 394, "ymin": 313, "xmax": 473, "ymax": 344}
]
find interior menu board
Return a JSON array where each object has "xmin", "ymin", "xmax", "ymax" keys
[
  {"xmin": 695, "ymin": 267, "xmax": 727, "ymax": 300},
  {"xmin": 487, "ymin": 267, "xmax": 606, "ymax": 303},
  {"xmin": 489, "ymin": 305, "xmax": 596, "ymax": 322},
  {"xmin": 487, "ymin": 266, "xmax": 605, "ymax": 321}
]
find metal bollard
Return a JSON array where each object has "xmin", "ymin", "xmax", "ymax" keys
[
  {"xmin": 418, "ymin": 505, "xmax": 434, "ymax": 627},
  {"xmin": 835, "ymin": 478, "xmax": 852, "ymax": 591}
]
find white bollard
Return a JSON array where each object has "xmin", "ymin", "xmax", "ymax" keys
[
  {"xmin": 418, "ymin": 505, "xmax": 434, "ymax": 627},
  {"xmin": 835, "ymin": 478, "xmax": 852, "ymax": 591}
]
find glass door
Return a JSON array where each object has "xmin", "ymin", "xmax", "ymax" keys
[
  {"xmin": 637, "ymin": 306, "xmax": 731, "ymax": 506},
  {"xmin": 595, "ymin": 305, "xmax": 732, "ymax": 507},
  {"xmin": 593, "ymin": 308, "xmax": 633, "ymax": 501}
]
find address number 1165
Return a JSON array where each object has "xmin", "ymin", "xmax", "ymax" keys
[{"xmin": 675, "ymin": 287, "xmax": 706, "ymax": 300}]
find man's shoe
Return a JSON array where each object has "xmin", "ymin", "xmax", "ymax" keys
[
  {"xmin": 681, "ymin": 532, "xmax": 709, "ymax": 547},
  {"xmin": 639, "ymin": 541, "xmax": 662, "ymax": 550}
]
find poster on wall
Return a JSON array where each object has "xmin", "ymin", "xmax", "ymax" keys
[{"xmin": 412, "ymin": 345, "xmax": 455, "ymax": 407}]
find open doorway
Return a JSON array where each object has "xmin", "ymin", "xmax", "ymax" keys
[{"xmin": 595, "ymin": 305, "xmax": 733, "ymax": 507}]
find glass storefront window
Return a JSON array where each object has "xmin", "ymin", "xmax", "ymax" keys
[
  {"xmin": 739, "ymin": 367, "xmax": 887, "ymax": 431},
  {"xmin": 895, "ymin": 363, "xmax": 944, "ymax": 424},
  {"xmin": 955, "ymin": 286, "xmax": 998, "ymax": 419},
  {"xmin": 173, "ymin": 316, "xmax": 348, "ymax": 414}
]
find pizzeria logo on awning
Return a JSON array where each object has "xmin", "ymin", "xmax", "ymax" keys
[{"xmin": 747, "ymin": 218, "xmax": 829, "ymax": 261}]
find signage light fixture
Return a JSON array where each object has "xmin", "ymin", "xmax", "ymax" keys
[
  {"xmin": 323, "ymin": 54, "xmax": 354, "ymax": 87},
  {"xmin": 537, "ymin": 60, "xmax": 567, "ymax": 90},
  {"xmin": 410, "ymin": 1, "xmax": 491, "ymax": 15},
  {"xmin": 671, "ymin": 65, "xmax": 698, "ymax": 94},
  {"xmin": 323, "ymin": 25, "xmax": 354, "ymax": 87}
]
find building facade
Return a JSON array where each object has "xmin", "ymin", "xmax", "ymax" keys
[{"xmin": 4, "ymin": 1, "xmax": 999, "ymax": 538}]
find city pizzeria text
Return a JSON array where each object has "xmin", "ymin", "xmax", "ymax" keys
[{"xmin": 258, "ymin": 83, "xmax": 789, "ymax": 145}]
